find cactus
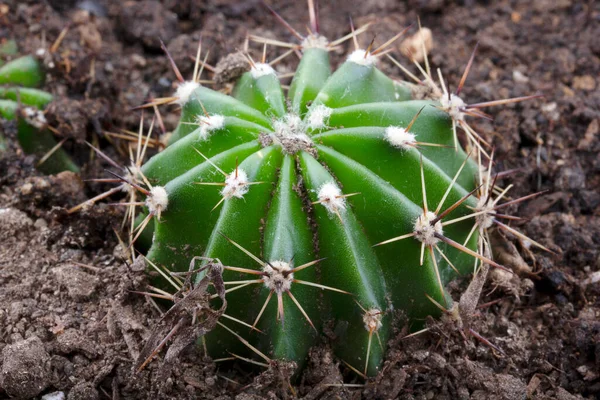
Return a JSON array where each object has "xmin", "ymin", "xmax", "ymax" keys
[
  {"xmin": 75, "ymin": 5, "xmax": 546, "ymax": 377},
  {"xmin": 137, "ymin": 37, "xmax": 486, "ymax": 375},
  {"xmin": 0, "ymin": 52, "xmax": 78, "ymax": 174}
]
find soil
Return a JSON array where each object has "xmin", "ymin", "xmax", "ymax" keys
[{"xmin": 1, "ymin": 0, "xmax": 599, "ymax": 399}]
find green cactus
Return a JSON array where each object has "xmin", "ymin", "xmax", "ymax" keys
[
  {"xmin": 0, "ymin": 53, "xmax": 78, "ymax": 174},
  {"xmin": 76, "ymin": 9, "xmax": 544, "ymax": 378},
  {"xmin": 130, "ymin": 32, "xmax": 494, "ymax": 375}
]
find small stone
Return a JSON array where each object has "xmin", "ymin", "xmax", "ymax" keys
[
  {"xmin": 578, "ymin": 119, "xmax": 598, "ymax": 150},
  {"xmin": 158, "ymin": 77, "xmax": 171, "ymax": 87},
  {"xmin": 34, "ymin": 218, "xmax": 48, "ymax": 229},
  {"xmin": 130, "ymin": 54, "xmax": 147, "ymax": 68},
  {"xmin": 555, "ymin": 164, "xmax": 586, "ymax": 191},
  {"xmin": 55, "ymin": 328, "xmax": 99, "ymax": 358},
  {"xmin": 400, "ymin": 28, "xmax": 433, "ymax": 63},
  {"xmin": 572, "ymin": 75, "xmax": 596, "ymax": 91},
  {"xmin": 42, "ymin": 392, "xmax": 66, "ymax": 400},
  {"xmin": 541, "ymin": 102, "xmax": 560, "ymax": 122},
  {"xmin": 19, "ymin": 182, "xmax": 33, "ymax": 195},
  {"xmin": 205, "ymin": 376, "xmax": 216, "ymax": 386},
  {"xmin": 512, "ymin": 70, "xmax": 529, "ymax": 83},
  {"xmin": 411, "ymin": 350, "xmax": 429, "ymax": 362},
  {"xmin": 0, "ymin": 208, "xmax": 33, "ymax": 234}
]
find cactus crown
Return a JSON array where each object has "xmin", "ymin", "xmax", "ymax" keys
[{"xmin": 71, "ymin": 5, "xmax": 545, "ymax": 377}]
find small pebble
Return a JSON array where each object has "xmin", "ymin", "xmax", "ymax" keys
[{"xmin": 42, "ymin": 392, "xmax": 65, "ymax": 400}]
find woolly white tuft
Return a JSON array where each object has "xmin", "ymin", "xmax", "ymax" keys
[
  {"xmin": 440, "ymin": 93, "xmax": 466, "ymax": 121},
  {"xmin": 22, "ymin": 107, "xmax": 47, "ymax": 129},
  {"xmin": 362, "ymin": 309, "xmax": 383, "ymax": 332},
  {"xmin": 384, "ymin": 126, "xmax": 417, "ymax": 150},
  {"xmin": 174, "ymin": 81, "xmax": 200, "ymax": 105},
  {"xmin": 146, "ymin": 186, "xmax": 169, "ymax": 215},
  {"xmin": 475, "ymin": 196, "xmax": 496, "ymax": 230},
  {"xmin": 221, "ymin": 168, "xmax": 249, "ymax": 199},
  {"xmin": 250, "ymin": 63, "xmax": 276, "ymax": 79},
  {"xmin": 196, "ymin": 114, "xmax": 225, "ymax": 139},
  {"xmin": 121, "ymin": 164, "xmax": 143, "ymax": 193},
  {"xmin": 301, "ymin": 34, "xmax": 329, "ymax": 50},
  {"xmin": 347, "ymin": 49, "xmax": 377, "ymax": 67},
  {"xmin": 306, "ymin": 105, "xmax": 332, "ymax": 130},
  {"xmin": 413, "ymin": 211, "xmax": 443, "ymax": 246},
  {"xmin": 317, "ymin": 182, "xmax": 346, "ymax": 215},
  {"xmin": 262, "ymin": 260, "xmax": 294, "ymax": 293}
]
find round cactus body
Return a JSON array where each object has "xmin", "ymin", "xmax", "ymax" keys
[{"xmin": 139, "ymin": 42, "xmax": 482, "ymax": 375}]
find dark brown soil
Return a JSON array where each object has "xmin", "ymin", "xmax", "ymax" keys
[{"xmin": 1, "ymin": 0, "xmax": 599, "ymax": 399}]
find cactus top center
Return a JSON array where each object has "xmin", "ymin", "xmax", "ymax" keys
[{"xmin": 271, "ymin": 113, "xmax": 314, "ymax": 154}]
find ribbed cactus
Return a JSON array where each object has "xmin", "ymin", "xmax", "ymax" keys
[
  {"xmin": 130, "ymin": 30, "xmax": 496, "ymax": 375},
  {"xmin": 0, "ymin": 53, "xmax": 78, "ymax": 174},
  {"xmin": 73, "ymin": 6, "xmax": 545, "ymax": 377}
]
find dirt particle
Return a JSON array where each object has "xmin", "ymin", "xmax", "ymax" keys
[
  {"xmin": 0, "ymin": 336, "xmax": 52, "ymax": 399},
  {"xmin": 555, "ymin": 164, "xmax": 586, "ymax": 191},
  {"xmin": 51, "ymin": 171, "xmax": 85, "ymax": 199},
  {"xmin": 578, "ymin": 119, "xmax": 598, "ymax": 150},
  {"xmin": 52, "ymin": 265, "xmax": 99, "ymax": 301},
  {"xmin": 0, "ymin": 208, "xmax": 33, "ymax": 234},
  {"xmin": 73, "ymin": 10, "xmax": 103, "ymax": 53},
  {"xmin": 55, "ymin": 328, "xmax": 99, "ymax": 358},
  {"xmin": 512, "ymin": 70, "xmax": 529, "ymax": 83},
  {"xmin": 67, "ymin": 382, "xmax": 99, "ymax": 400},
  {"xmin": 45, "ymin": 98, "xmax": 109, "ymax": 143}
]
